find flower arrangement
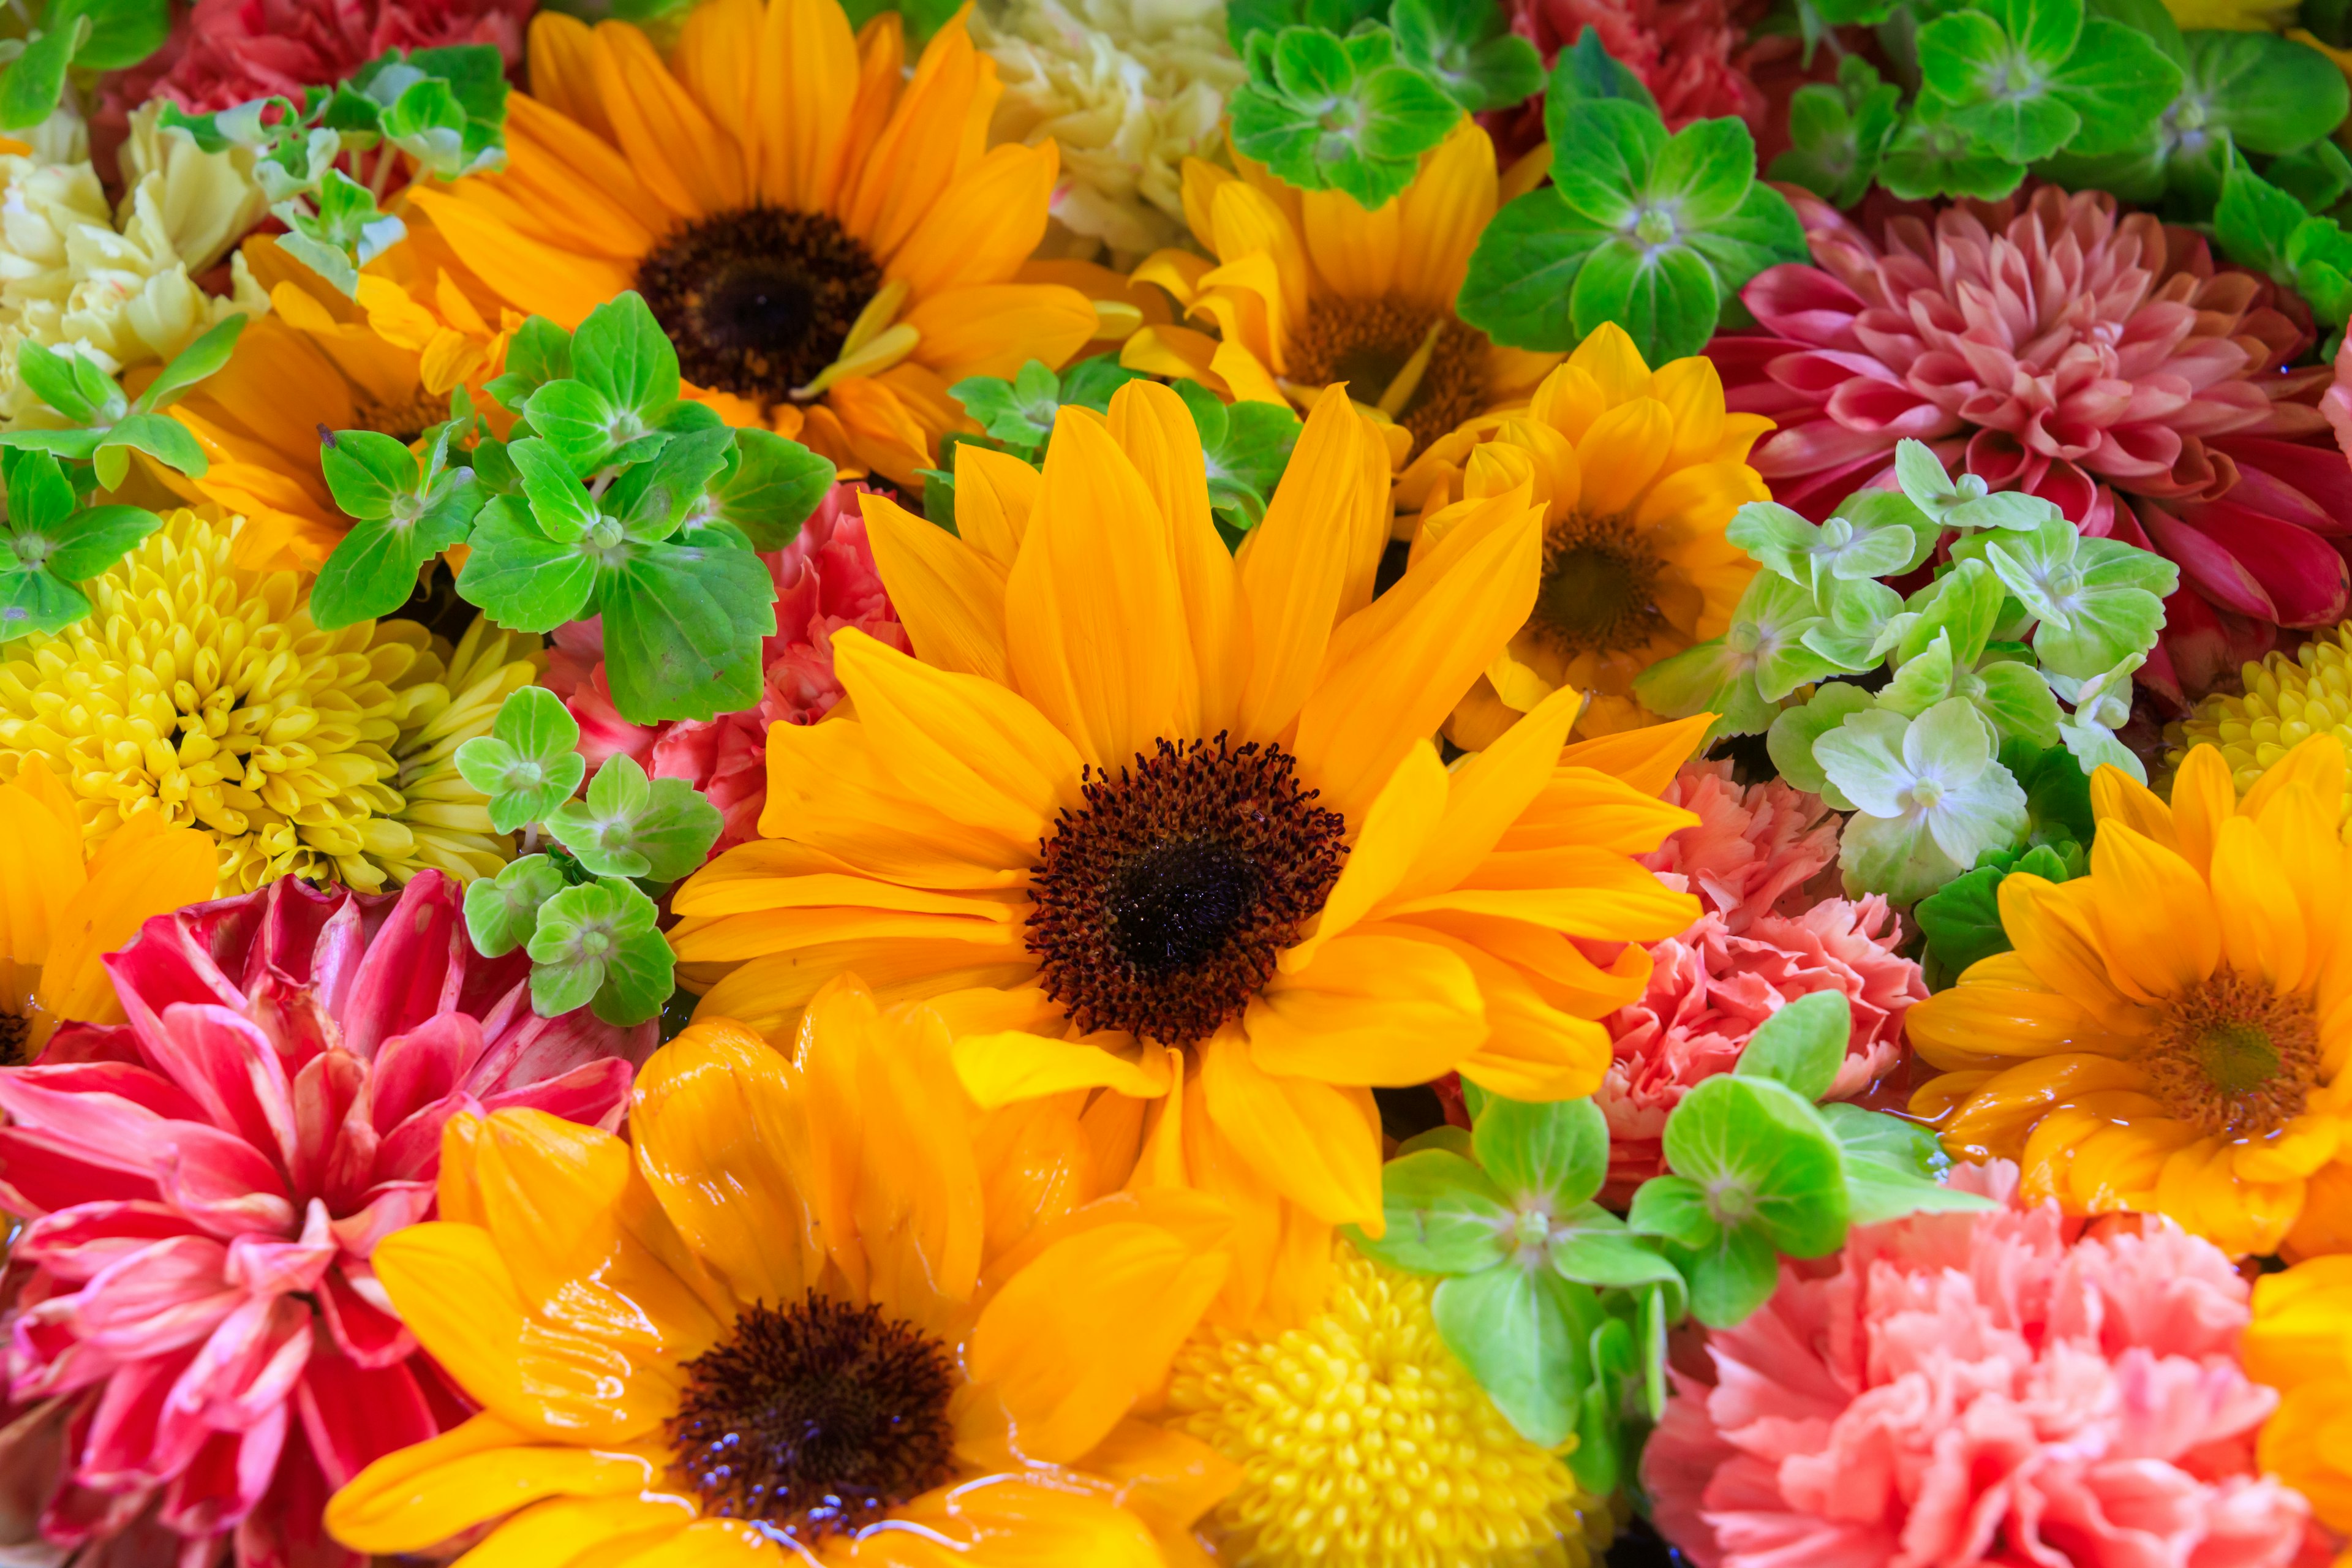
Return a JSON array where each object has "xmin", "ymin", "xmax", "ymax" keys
[{"xmin": 0, "ymin": 1, "xmax": 2348, "ymax": 1565}]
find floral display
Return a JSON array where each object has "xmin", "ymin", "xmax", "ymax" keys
[{"xmin": 4, "ymin": 1, "xmax": 2350, "ymax": 1564}]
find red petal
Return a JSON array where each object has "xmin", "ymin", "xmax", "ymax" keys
[
  {"xmin": 293, "ymin": 1354, "xmax": 437, "ymax": 1488},
  {"xmin": 314, "ymin": 1263, "xmax": 418, "ymax": 1370},
  {"xmin": 2172, "ymin": 500, "xmax": 2352, "ymax": 627}
]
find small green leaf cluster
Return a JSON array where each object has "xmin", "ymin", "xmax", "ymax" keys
[
  {"xmin": 2215, "ymin": 148, "xmax": 2352, "ymax": 346},
  {"xmin": 0, "ymin": 0, "xmax": 167, "ymax": 131},
  {"xmin": 0, "ymin": 317, "xmax": 250, "ymax": 638},
  {"xmin": 1915, "ymin": 836, "xmax": 2083, "ymax": 989},
  {"xmin": 157, "ymin": 45, "xmax": 510, "ymax": 298},
  {"xmin": 1634, "ymin": 437, "xmax": 2176, "ymax": 903},
  {"xmin": 311, "ymin": 292, "xmax": 835, "ymax": 725},
  {"xmin": 1455, "ymin": 34, "xmax": 1808, "ymax": 368},
  {"xmin": 1226, "ymin": 21, "xmax": 1469, "ymax": 209},
  {"xmin": 936, "ymin": 360, "xmax": 1303, "ymax": 548},
  {"xmin": 456, "ymin": 687, "xmax": 720, "ymax": 1026},
  {"xmin": 1231, "ymin": 0, "xmax": 1545, "ymax": 116}
]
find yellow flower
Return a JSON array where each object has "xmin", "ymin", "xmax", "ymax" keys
[
  {"xmin": 1419, "ymin": 323, "xmax": 1770, "ymax": 751},
  {"xmin": 1167, "ymin": 1239, "xmax": 1602, "ymax": 1568},
  {"xmin": 0, "ymin": 509, "xmax": 542, "ymax": 895},
  {"xmin": 166, "ymin": 230, "xmax": 521, "ymax": 572},
  {"xmin": 0, "ymin": 755, "xmax": 215, "ymax": 1062},
  {"xmin": 1907, "ymin": 736, "xmax": 2352, "ymax": 1259},
  {"xmin": 2247, "ymin": 1255, "xmax": 2352, "ymax": 1552},
  {"xmin": 668, "ymin": 380, "xmax": 1703, "ymax": 1329},
  {"xmin": 1122, "ymin": 121, "xmax": 1560, "ymax": 469},
  {"xmin": 326, "ymin": 992, "xmax": 1240, "ymax": 1567},
  {"xmin": 0, "ymin": 103, "xmax": 268, "ymax": 428},
  {"xmin": 2162, "ymin": 617, "xmax": 2352, "ymax": 834},
  {"xmin": 404, "ymin": 0, "xmax": 1109, "ymax": 487}
]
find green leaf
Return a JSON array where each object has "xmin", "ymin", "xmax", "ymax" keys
[
  {"xmin": 132, "ymin": 315, "xmax": 247, "ymax": 414},
  {"xmin": 42, "ymin": 505, "xmax": 159, "ymax": 581},
  {"xmin": 455, "ymin": 495, "xmax": 601, "ymax": 631},
  {"xmin": 13, "ymin": 343, "xmax": 117, "ymax": 427},
  {"xmin": 1650, "ymin": 116, "xmax": 1757, "ymax": 227},
  {"xmin": 1430, "ymin": 1264, "xmax": 1596, "ymax": 1446},
  {"xmin": 1672, "ymin": 1219, "xmax": 1783, "ymax": 1329},
  {"xmin": 2185, "ymin": 31, "xmax": 2349, "ymax": 157},
  {"xmin": 0, "ymin": 568, "xmax": 91, "ymax": 641},
  {"xmin": 1662, "ymin": 1074, "xmax": 1850, "ymax": 1260},
  {"xmin": 952, "ymin": 360, "xmax": 1061, "ymax": 453},
  {"xmin": 464, "ymin": 853, "xmax": 567, "ymax": 957},
  {"xmin": 595, "ymin": 538, "xmax": 777, "ymax": 724},
  {"xmin": 1390, "ymin": 0, "xmax": 1544, "ymax": 113},
  {"xmin": 4, "ymin": 447, "xmax": 75, "ymax": 536},
  {"xmin": 1182, "ymin": 385, "xmax": 1302, "ymax": 533},
  {"xmin": 568, "ymin": 291, "xmax": 679, "ymax": 426},
  {"xmin": 508, "ymin": 436, "xmax": 598, "ymax": 541},
  {"xmin": 97, "ymin": 413, "xmax": 208, "ymax": 484},
  {"xmin": 1569, "ymin": 238, "xmax": 1721, "ymax": 367},
  {"xmin": 1769, "ymin": 57, "xmax": 1904, "ymax": 207},
  {"xmin": 51, "ymin": 0, "xmax": 169, "ymax": 70},
  {"xmin": 486, "ymin": 317, "xmax": 576, "ymax": 412},
  {"xmin": 1543, "ymin": 28, "xmax": 1659, "ymax": 154},
  {"xmin": 696, "ymin": 428, "xmax": 833, "ymax": 552},
  {"xmin": 527, "ymin": 875, "xmax": 671, "ymax": 1023},
  {"xmin": 1844, "ymin": 1161, "xmax": 2004, "ymax": 1226},
  {"xmin": 1879, "ymin": 102, "xmax": 2029, "ymax": 200},
  {"xmin": 1684, "ymin": 181, "xmax": 1811, "ymax": 292},
  {"xmin": 454, "ymin": 686, "xmax": 587, "ymax": 834},
  {"xmin": 1732, "ymin": 990, "xmax": 1851, "ymax": 1101},
  {"xmin": 1551, "ymin": 99, "xmax": 1664, "ymax": 230},
  {"xmin": 1550, "ymin": 1226, "xmax": 1687, "ymax": 1294},
  {"xmin": 615, "ymin": 426, "xmax": 735, "ymax": 543},
  {"xmin": 322, "ymin": 430, "xmax": 422, "ymax": 521},
  {"xmin": 545, "ymin": 752, "xmax": 724, "ymax": 881},
  {"xmin": 0, "ymin": 15, "xmax": 87, "ymax": 131},
  {"xmin": 1455, "ymin": 189, "xmax": 1611, "ymax": 352},
  {"xmin": 1228, "ymin": 26, "xmax": 1463, "ymax": 211},
  {"xmin": 312, "ymin": 429, "xmax": 481, "ymax": 630},
  {"xmin": 2051, "ymin": 19, "xmax": 2186, "ymax": 157},
  {"xmin": 1817, "ymin": 1101, "xmax": 1949, "ymax": 1178},
  {"xmin": 1473, "ymin": 1095, "xmax": 1609, "ymax": 1213},
  {"xmin": 1350, "ymin": 1149, "xmax": 1514, "ymax": 1275},
  {"xmin": 2215, "ymin": 149, "xmax": 2310, "ymax": 282}
]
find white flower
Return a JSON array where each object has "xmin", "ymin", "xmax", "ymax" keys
[{"xmin": 970, "ymin": 0, "xmax": 1245, "ymax": 261}]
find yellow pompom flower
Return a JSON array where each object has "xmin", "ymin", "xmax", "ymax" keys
[
  {"xmin": 2246, "ymin": 1256, "xmax": 2352, "ymax": 1550},
  {"xmin": 2162, "ymin": 618, "xmax": 2352, "ymax": 833},
  {"xmin": 1123, "ymin": 121, "xmax": 1561, "ymax": 468},
  {"xmin": 326, "ymin": 990, "xmax": 1240, "ymax": 1568},
  {"xmin": 1418, "ymin": 323, "xmax": 1770, "ymax": 750},
  {"xmin": 0, "ymin": 756, "xmax": 215, "ymax": 1063},
  {"xmin": 667, "ymin": 380, "xmax": 1703, "ymax": 1330},
  {"xmin": 405, "ymin": 0, "xmax": 1109, "ymax": 486},
  {"xmin": 0, "ymin": 509, "xmax": 542, "ymax": 895},
  {"xmin": 1167, "ymin": 1240, "xmax": 1602, "ymax": 1568},
  {"xmin": 1908, "ymin": 736, "xmax": 2352, "ymax": 1259}
]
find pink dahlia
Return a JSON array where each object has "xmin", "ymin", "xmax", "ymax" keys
[
  {"xmin": 547, "ymin": 481, "xmax": 908, "ymax": 856},
  {"xmin": 1716, "ymin": 184, "xmax": 2349, "ymax": 706},
  {"xmin": 1485, "ymin": 2, "xmax": 1764, "ymax": 158},
  {"xmin": 0, "ymin": 872, "xmax": 651, "ymax": 1568},
  {"xmin": 1643, "ymin": 1161, "xmax": 2321, "ymax": 1568}
]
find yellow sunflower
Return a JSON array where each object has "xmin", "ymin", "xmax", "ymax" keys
[
  {"xmin": 326, "ymin": 990, "xmax": 1240, "ymax": 1567},
  {"xmin": 1121, "ymin": 121, "xmax": 1560, "ymax": 475},
  {"xmin": 404, "ymin": 0, "xmax": 1106, "ymax": 486},
  {"xmin": 0, "ymin": 756, "xmax": 216, "ymax": 1063},
  {"xmin": 2246, "ymin": 1255, "xmax": 2352, "ymax": 1549},
  {"xmin": 164, "ymin": 229, "xmax": 521, "ymax": 573},
  {"xmin": 1907, "ymin": 736, "xmax": 2352, "ymax": 1259},
  {"xmin": 667, "ymin": 379, "xmax": 1705, "ymax": 1328},
  {"xmin": 1417, "ymin": 323, "xmax": 1769, "ymax": 750}
]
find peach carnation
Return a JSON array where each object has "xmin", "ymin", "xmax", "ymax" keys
[
  {"xmin": 1638, "ymin": 759, "xmax": 1842, "ymax": 933},
  {"xmin": 546, "ymin": 483, "xmax": 908, "ymax": 858},
  {"xmin": 1643, "ymin": 1162, "xmax": 2320, "ymax": 1568}
]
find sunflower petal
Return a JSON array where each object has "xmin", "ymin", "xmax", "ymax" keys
[
  {"xmin": 1247, "ymin": 928, "xmax": 1483, "ymax": 1087},
  {"xmin": 324, "ymin": 1413, "xmax": 664, "ymax": 1555},
  {"xmin": 2087, "ymin": 824, "xmax": 2220, "ymax": 1002},
  {"xmin": 1197, "ymin": 1028, "xmax": 1382, "ymax": 1230},
  {"xmin": 1107, "ymin": 380, "xmax": 1242, "ymax": 735}
]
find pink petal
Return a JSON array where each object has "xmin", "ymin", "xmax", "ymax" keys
[
  {"xmin": 324, "ymin": 1185, "xmax": 434, "ymax": 1265},
  {"xmin": 221, "ymin": 1199, "xmax": 335, "ymax": 1297},
  {"xmin": 2169, "ymin": 500, "xmax": 2352, "ymax": 628},
  {"xmin": 159, "ymin": 1401, "xmax": 285, "ymax": 1539},
  {"xmin": 15, "ymin": 1202, "xmax": 198, "ymax": 1285},
  {"xmin": 366, "ymin": 1011, "xmax": 481, "ymax": 1136},
  {"xmin": 2138, "ymin": 506, "xmax": 2282, "ymax": 622},
  {"xmin": 170, "ymin": 1294, "xmax": 313, "ymax": 1431},
  {"xmin": 155, "ymin": 1122, "xmax": 296, "ymax": 1241},
  {"xmin": 69, "ymin": 1235, "xmax": 239, "ymax": 1359},
  {"xmin": 293, "ymin": 1354, "xmax": 437, "ymax": 1490},
  {"xmin": 0, "ymin": 1126, "xmax": 162, "ymax": 1218},
  {"xmin": 477, "ymin": 1057, "xmax": 635, "ymax": 1138},
  {"xmin": 78, "ymin": 1346, "xmax": 210, "ymax": 1490},
  {"xmin": 153, "ymin": 1003, "xmax": 300, "ymax": 1181},
  {"xmin": 285, "ymin": 1049, "xmax": 364, "ymax": 1208},
  {"xmin": 334, "ymin": 873, "xmax": 463, "ymax": 1061},
  {"xmin": 2209, "ymin": 434, "xmax": 2352, "ymax": 535}
]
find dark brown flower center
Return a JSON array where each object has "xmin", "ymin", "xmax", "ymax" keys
[
  {"xmin": 636, "ymin": 208, "xmax": 882, "ymax": 404},
  {"xmin": 355, "ymin": 390, "xmax": 446, "ymax": 445},
  {"xmin": 2145, "ymin": 972, "xmax": 2320, "ymax": 1137},
  {"xmin": 1529, "ymin": 514, "xmax": 1670, "ymax": 658},
  {"xmin": 1286, "ymin": 295, "xmax": 1485, "ymax": 456},
  {"xmin": 0, "ymin": 1010, "xmax": 24, "ymax": 1068},
  {"xmin": 666, "ymin": 1294, "xmax": 956, "ymax": 1541},
  {"xmin": 1027, "ymin": 735, "xmax": 1348, "ymax": 1046}
]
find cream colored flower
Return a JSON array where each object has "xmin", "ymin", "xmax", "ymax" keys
[
  {"xmin": 0, "ymin": 101, "xmax": 268, "ymax": 426},
  {"xmin": 971, "ymin": 0, "xmax": 1243, "ymax": 260}
]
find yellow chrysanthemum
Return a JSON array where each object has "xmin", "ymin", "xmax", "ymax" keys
[
  {"xmin": 1417, "ymin": 323, "xmax": 1770, "ymax": 751},
  {"xmin": 668, "ymin": 380, "xmax": 1703, "ymax": 1330},
  {"xmin": 2162, "ymin": 619, "xmax": 2352, "ymax": 834},
  {"xmin": 1122, "ymin": 121, "xmax": 1560, "ymax": 470},
  {"xmin": 1167, "ymin": 1240, "xmax": 1602, "ymax": 1568},
  {"xmin": 165, "ymin": 230, "xmax": 520, "ymax": 572},
  {"xmin": 404, "ymin": 0, "xmax": 1111, "ymax": 486},
  {"xmin": 0, "ymin": 755, "xmax": 214, "ymax": 1063},
  {"xmin": 1907, "ymin": 736, "xmax": 2352, "ymax": 1259},
  {"xmin": 2246, "ymin": 1256, "xmax": 2352, "ymax": 1561},
  {"xmin": 0, "ymin": 509, "xmax": 542, "ymax": 895},
  {"xmin": 326, "ymin": 990, "xmax": 1241, "ymax": 1568}
]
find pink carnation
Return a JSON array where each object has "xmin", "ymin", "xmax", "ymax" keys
[
  {"xmin": 1643, "ymin": 1162, "xmax": 2321, "ymax": 1568},
  {"xmin": 546, "ymin": 483, "xmax": 910, "ymax": 858},
  {"xmin": 1638, "ymin": 760, "xmax": 1843, "ymax": 934},
  {"xmin": 0, "ymin": 873, "xmax": 651, "ymax": 1568}
]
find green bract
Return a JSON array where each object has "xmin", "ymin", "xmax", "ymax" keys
[
  {"xmin": 1770, "ymin": 57, "xmax": 1904, "ymax": 208},
  {"xmin": 308, "ymin": 425, "xmax": 486, "ymax": 628},
  {"xmin": 0, "ymin": 0, "xmax": 167, "ymax": 130},
  {"xmin": 545, "ymin": 753, "xmax": 724, "ymax": 884},
  {"xmin": 527, "ymin": 876, "xmax": 675, "ymax": 1026},
  {"xmin": 0, "ymin": 450, "xmax": 160, "ymax": 639},
  {"xmin": 454, "ymin": 687, "xmax": 589, "ymax": 834},
  {"xmin": 1456, "ymin": 35, "xmax": 1806, "ymax": 366},
  {"xmin": 1228, "ymin": 25, "xmax": 1463, "ymax": 209},
  {"xmin": 1388, "ymin": 0, "xmax": 1542, "ymax": 112},
  {"xmin": 1915, "ymin": 839, "xmax": 2083, "ymax": 987},
  {"xmin": 1176, "ymin": 382, "xmax": 1305, "ymax": 538},
  {"xmin": 2, "ymin": 315, "xmax": 243, "ymax": 490},
  {"xmin": 925, "ymin": 355, "xmax": 1147, "ymax": 521}
]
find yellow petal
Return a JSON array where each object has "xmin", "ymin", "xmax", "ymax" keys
[
  {"xmin": 1297, "ymin": 183, "xmax": 1400, "ymax": 301},
  {"xmin": 855, "ymin": 491, "xmax": 1009, "ymax": 682},
  {"xmin": 1574, "ymin": 398, "xmax": 1675, "ymax": 516},
  {"xmin": 585, "ymin": 20, "xmax": 745, "ymax": 219},
  {"xmin": 445, "ymin": 1496, "xmax": 696, "ymax": 1568},
  {"xmin": 755, "ymin": 0, "xmax": 859, "ymax": 210},
  {"xmin": 0, "ymin": 771, "xmax": 85, "ymax": 968},
  {"xmin": 953, "ymin": 442, "xmax": 1041, "ymax": 570},
  {"xmin": 954, "ymin": 1030, "xmax": 1176, "ymax": 1107},
  {"xmin": 1107, "ymin": 379, "xmax": 1242, "ymax": 735},
  {"xmin": 1565, "ymin": 321, "xmax": 1654, "ymax": 407},
  {"xmin": 325, "ymin": 1413, "xmax": 666, "ymax": 1556},
  {"xmin": 2210, "ymin": 815, "xmax": 2310, "ymax": 992},
  {"xmin": 1390, "ymin": 685, "xmax": 1581, "ymax": 906},
  {"xmin": 1281, "ymin": 740, "xmax": 1449, "ymax": 974},
  {"xmin": 889, "ymin": 142, "xmax": 1060, "ymax": 297},
  {"xmin": 40, "ymin": 816, "xmax": 215, "ymax": 1025},
  {"xmin": 1246, "ymin": 927, "xmax": 1485, "ymax": 1085},
  {"xmin": 2088, "ymin": 823, "xmax": 2220, "ymax": 1003},
  {"xmin": 1391, "ymin": 120, "xmax": 1497, "ymax": 311},
  {"xmin": 2095, "ymin": 755, "xmax": 2188, "ymax": 862},
  {"xmin": 1197, "ymin": 1028, "xmax": 1382, "ymax": 1229},
  {"xmin": 1490, "ymin": 767, "xmax": 1701, "ymax": 859},
  {"xmin": 1554, "ymin": 713, "xmax": 1712, "ymax": 796},
  {"xmin": 905, "ymin": 284, "xmax": 1097, "ymax": 383}
]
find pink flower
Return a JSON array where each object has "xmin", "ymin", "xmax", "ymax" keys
[
  {"xmin": 0, "ymin": 872, "xmax": 652, "ymax": 1568},
  {"xmin": 1714, "ymin": 185, "xmax": 2348, "ymax": 707},
  {"xmin": 1638, "ymin": 760, "xmax": 1843, "ymax": 934},
  {"xmin": 546, "ymin": 482, "xmax": 910, "ymax": 857},
  {"xmin": 1483, "ymin": 0, "xmax": 1765, "ymax": 160},
  {"xmin": 1642, "ymin": 1162, "xmax": 2321, "ymax": 1568}
]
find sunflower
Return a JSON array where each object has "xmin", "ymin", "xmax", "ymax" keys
[
  {"xmin": 2247, "ymin": 1256, "xmax": 2352, "ymax": 1542},
  {"xmin": 165, "ymin": 228, "xmax": 521, "ymax": 572},
  {"xmin": 325, "ymin": 990, "xmax": 1240, "ymax": 1567},
  {"xmin": 667, "ymin": 380, "xmax": 1705, "ymax": 1327},
  {"xmin": 402, "ymin": 0, "xmax": 1106, "ymax": 487},
  {"xmin": 1907, "ymin": 736, "xmax": 2352, "ymax": 1259},
  {"xmin": 1121, "ymin": 121, "xmax": 1560, "ymax": 474},
  {"xmin": 0, "ymin": 756, "xmax": 215, "ymax": 1063},
  {"xmin": 1419, "ymin": 323, "xmax": 1769, "ymax": 750}
]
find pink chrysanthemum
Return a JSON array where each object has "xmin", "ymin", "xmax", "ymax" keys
[
  {"xmin": 1484, "ymin": 0, "xmax": 1764, "ymax": 159},
  {"xmin": 0, "ymin": 873, "xmax": 650, "ymax": 1568},
  {"xmin": 546, "ymin": 483, "xmax": 909, "ymax": 856},
  {"xmin": 1643, "ymin": 1162, "xmax": 2321, "ymax": 1568},
  {"xmin": 1715, "ymin": 185, "xmax": 2348, "ymax": 707}
]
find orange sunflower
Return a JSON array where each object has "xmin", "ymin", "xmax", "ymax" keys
[
  {"xmin": 666, "ymin": 380, "xmax": 1705, "ymax": 1327},
  {"xmin": 405, "ymin": 0, "xmax": 1105, "ymax": 485}
]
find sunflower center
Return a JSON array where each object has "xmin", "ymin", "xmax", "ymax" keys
[
  {"xmin": 666, "ymin": 1293, "xmax": 956, "ymax": 1542},
  {"xmin": 1027, "ymin": 735, "xmax": 1348, "ymax": 1046},
  {"xmin": 636, "ymin": 208, "xmax": 883, "ymax": 404},
  {"xmin": 355, "ymin": 390, "xmax": 446, "ymax": 445},
  {"xmin": 0, "ymin": 1010, "xmax": 25, "ymax": 1068},
  {"xmin": 2146, "ymin": 973, "xmax": 2320, "ymax": 1137},
  {"xmin": 1530, "ymin": 518, "xmax": 1670, "ymax": 658},
  {"xmin": 1286, "ymin": 295, "xmax": 1486, "ymax": 456}
]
